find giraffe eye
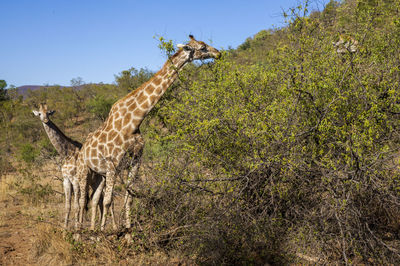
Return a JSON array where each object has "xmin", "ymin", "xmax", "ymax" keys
[{"xmin": 200, "ymin": 46, "xmax": 207, "ymax": 52}]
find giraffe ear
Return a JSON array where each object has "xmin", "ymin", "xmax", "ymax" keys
[
  {"xmin": 177, "ymin": 44, "xmax": 184, "ymax": 49},
  {"xmin": 32, "ymin": 110, "xmax": 40, "ymax": 116}
]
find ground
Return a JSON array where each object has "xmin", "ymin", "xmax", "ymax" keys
[
  {"xmin": 0, "ymin": 162, "xmax": 190, "ymax": 265},
  {"xmin": 0, "ymin": 169, "xmax": 67, "ymax": 265},
  {"xmin": 0, "ymin": 194, "xmax": 38, "ymax": 265}
]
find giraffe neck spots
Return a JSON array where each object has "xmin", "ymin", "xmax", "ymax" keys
[
  {"xmin": 43, "ymin": 121, "xmax": 79, "ymax": 157},
  {"xmin": 85, "ymin": 48, "xmax": 189, "ymax": 155}
]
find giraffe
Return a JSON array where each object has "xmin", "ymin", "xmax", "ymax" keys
[
  {"xmin": 32, "ymin": 103, "xmax": 116, "ymax": 229},
  {"xmin": 332, "ymin": 34, "xmax": 358, "ymax": 54},
  {"xmin": 75, "ymin": 35, "xmax": 221, "ymax": 230}
]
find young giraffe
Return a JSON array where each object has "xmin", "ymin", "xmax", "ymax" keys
[
  {"xmin": 75, "ymin": 35, "xmax": 221, "ymax": 230},
  {"xmin": 33, "ymin": 103, "xmax": 116, "ymax": 229}
]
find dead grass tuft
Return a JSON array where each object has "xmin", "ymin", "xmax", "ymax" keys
[
  {"xmin": 31, "ymin": 224, "xmax": 190, "ymax": 265},
  {"xmin": 32, "ymin": 224, "xmax": 75, "ymax": 265}
]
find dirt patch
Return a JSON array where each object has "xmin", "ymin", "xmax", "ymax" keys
[{"xmin": 0, "ymin": 197, "xmax": 38, "ymax": 265}]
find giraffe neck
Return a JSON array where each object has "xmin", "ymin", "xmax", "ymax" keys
[
  {"xmin": 42, "ymin": 120, "xmax": 82, "ymax": 157},
  {"xmin": 109, "ymin": 49, "xmax": 189, "ymax": 133}
]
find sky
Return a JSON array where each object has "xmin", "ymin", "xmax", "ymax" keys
[{"xmin": 0, "ymin": 0, "xmax": 329, "ymax": 88}]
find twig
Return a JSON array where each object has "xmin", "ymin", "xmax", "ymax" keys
[
  {"xmin": 335, "ymin": 211, "xmax": 348, "ymax": 265},
  {"xmin": 365, "ymin": 222, "xmax": 400, "ymax": 257}
]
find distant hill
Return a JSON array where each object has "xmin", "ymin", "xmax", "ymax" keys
[
  {"xmin": 15, "ymin": 84, "xmax": 87, "ymax": 98},
  {"xmin": 16, "ymin": 85, "xmax": 45, "ymax": 96}
]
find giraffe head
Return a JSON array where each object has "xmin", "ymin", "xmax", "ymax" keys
[
  {"xmin": 32, "ymin": 103, "xmax": 55, "ymax": 123},
  {"xmin": 177, "ymin": 35, "xmax": 221, "ymax": 62}
]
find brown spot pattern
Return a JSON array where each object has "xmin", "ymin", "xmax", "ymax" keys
[
  {"xmin": 119, "ymin": 107, "xmax": 127, "ymax": 116},
  {"xmin": 162, "ymin": 81, "xmax": 169, "ymax": 88},
  {"xmin": 153, "ymin": 77, "xmax": 162, "ymax": 86},
  {"xmin": 99, "ymin": 159, "xmax": 106, "ymax": 169},
  {"xmin": 123, "ymin": 112, "xmax": 132, "ymax": 125},
  {"xmin": 133, "ymin": 108, "xmax": 146, "ymax": 117},
  {"xmin": 137, "ymin": 93, "xmax": 146, "ymax": 104},
  {"xmin": 98, "ymin": 144, "xmax": 105, "ymax": 153},
  {"xmin": 141, "ymin": 100, "xmax": 150, "ymax": 109},
  {"xmin": 114, "ymin": 118, "xmax": 122, "ymax": 131},
  {"xmin": 126, "ymin": 98, "xmax": 135, "ymax": 106},
  {"xmin": 105, "ymin": 122, "xmax": 113, "ymax": 132},
  {"xmin": 108, "ymin": 130, "xmax": 117, "ymax": 141},
  {"xmin": 145, "ymin": 84, "xmax": 155, "ymax": 94},
  {"xmin": 159, "ymin": 68, "xmax": 167, "ymax": 76},
  {"xmin": 114, "ymin": 134, "xmax": 123, "ymax": 146},
  {"xmin": 156, "ymin": 87, "xmax": 163, "ymax": 95},
  {"xmin": 113, "ymin": 147, "xmax": 122, "ymax": 156},
  {"xmin": 127, "ymin": 102, "xmax": 137, "ymax": 111},
  {"xmin": 90, "ymin": 148, "xmax": 97, "ymax": 158},
  {"xmin": 150, "ymin": 95, "xmax": 158, "ymax": 105},
  {"xmin": 99, "ymin": 132, "xmax": 107, "ymax": 143},
  {"xmin": 107, "ymin": 143, "xmax": 114, "ymax": 154}
]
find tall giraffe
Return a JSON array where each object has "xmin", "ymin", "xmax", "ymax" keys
[
  {"xmin": 33, "ymin": 103, "xmax": 116, "ymax": 229},
  {"xmin": 75, "ymin": 35, "xmax": 221, "ymax": 230}
]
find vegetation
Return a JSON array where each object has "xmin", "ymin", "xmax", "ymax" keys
[
  {"xmin": 1, "ymin": 0, "xmax": 400, "ymax": 264},
  {"xmin": 0, "ymin": 80, "xmax": 8, "ymax": 101}
]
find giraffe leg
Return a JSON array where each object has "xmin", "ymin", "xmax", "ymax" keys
[
  {"xmin": 72, "ymin": 179, "xmax": 80, "ymax": 229},
  {"xmin": 63, "ymin": 177, "xmax": 72, "ymax": 229},
  {"xmin": 98, "ymin": 191, "xmax": 104, "ymax": 225},
  {"xmin": 100, "ymin": 189, "xmax": 117, "ymax": 230},
  {"xmin": 125, "ymin": 136, "xmax": 144, "ymax": 229},
  {"xmin": 88, "ymin": 172, "xmax": 104, "ymax": 230},
  {"xmin": 90, "ymin": 175, "xmax": 105, "ymax": 231},
  {"xmin": 125, "ymin": 165, "xmax": 139, "ymax": 229},
  {"xmin": 77, "ymin": 168, "xmax": 89, "ymax": 229},
  {"xmin": 110, "ymin": 200, "xmax": 117, "ymax": 230},
  {"xmin": 124, "ymin": 190, "xmax": 132, "ymax": 229},
  {"xmin": 101, "ymin": 171, "xmax": 116, "ymax": 231}
]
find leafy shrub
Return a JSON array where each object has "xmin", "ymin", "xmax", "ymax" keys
[
  {"xmin": 138, "ymin": 0, "xmax": 400, "ymax": 264},
  {"xmin": 115, "ymin": 67, "xmax": 154, "ymax": 93},
  {"xmin": 86, "ymin": 95, "xmax": 116, "ymax": 121},
  {"xmin": 19, "ymin": 143, "xmax": 39, "ymax": 163}
]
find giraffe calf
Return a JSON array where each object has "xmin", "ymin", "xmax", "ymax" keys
[{"xmin": 33, "ymin": 103, "xmax": 116, "ymax": 229}]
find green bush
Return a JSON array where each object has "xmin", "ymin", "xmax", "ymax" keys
[
  {"xmin": 86, "ymin": 95, "xmax": 116, "ymax": 121},
  {"xmin": 138, "ymin": 0, "xmax": 400, "ymax": 264},
  {"xmin": 19, "ymin": 143, "xmax": 39, "ymax": 163}
]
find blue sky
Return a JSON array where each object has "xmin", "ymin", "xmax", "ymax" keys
[{"xmin": 0, "ymin": 0, "xmax": 329, "ymax": 87}]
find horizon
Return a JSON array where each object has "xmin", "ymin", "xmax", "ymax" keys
[{"xmin": 0, "ymin": 0, "xmax": 329, "ymax": 88}]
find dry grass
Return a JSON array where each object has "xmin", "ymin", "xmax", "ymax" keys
[
  {"xmin": 31, "ymin": 224, "xmax": 190, "ymax": 265},
  {"xmin": 1, "ymin": 160, "xmax": 192, "ymax": 265},
  {"xmin": 32, "ymin": 224, "xmax": 75, "ymax": 265},
  {"xmin": 0, "ymin": 174, "xmax": 17, "ymax": 201}
]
